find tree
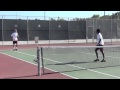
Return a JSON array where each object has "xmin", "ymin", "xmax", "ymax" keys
[
  {"xmin": 91, "ymin": 14, "xmax": 100, "ymax": 18},
  {"xmin": 57, "ymin": 17, "xmax": 66, "ymax": 21},
  {"xmin": 71, "ymin": 17, "xmax": 81, "ymax": 21},
  {"xmin": 57, "ymin": 18, "xmax": 66, "ymax": 21},
  {"xmin": 111, "ymin": 11, "xmax": 120, "ymax": 19},
  {"xmin": 50, "ymin": 18, "xmax": 56, "ymax": 21},
  {"xmin": 100, "ymin": 15, "xmax": 110, "ymax": 19}
]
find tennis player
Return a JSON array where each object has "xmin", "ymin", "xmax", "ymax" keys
[
  {"xmin": 11, "ymin": 29, "xmax": 19, "ymax": 51},
  {"xmin": 94, "ymin": 29, "xmax": 106, "ymax": 62}
]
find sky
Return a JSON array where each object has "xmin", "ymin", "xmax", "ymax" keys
[{"xmin": 0, "ymin": 11, "xmax": 119, "ymax": 19}]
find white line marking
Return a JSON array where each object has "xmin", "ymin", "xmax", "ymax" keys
[
  {"xmin": 15, "ymin": 51, "xmax": 120, "ymax": 79},
  {"xmin": 0, "ymin": 52, "xmax": 78, "ymax": 79}
]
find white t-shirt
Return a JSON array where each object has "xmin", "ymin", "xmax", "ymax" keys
[
  {"xmin": 97, "ymin": 33, "xmax": 104, "ymax": 45},
  {"xmin": 11, "ymin": 32, "xmax": 19, "ymax": 41}
]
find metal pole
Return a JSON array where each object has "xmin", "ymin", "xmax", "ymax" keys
[
  {"xmin": 27, "ymin": 16, "xmax": 29, "ymax": 44},
  {"xmin": 111, "ymin": 16, "xmax": 112, "ymax": 45},
  {"xmin": 41, "ymin": 48, "xmax": 44, "ymax": 74},
  {"xmin": 95, "ymin": 18, "xmax": 97, "ymax": 44},
  {"xmin": 117, "ymin": 14, "xmax": 119, "ymax": 42},
  {"xmin": 68, "ymin": 18, "xmax": 70, "ymax": 44},
  {"xmin": 117, "ymin": 19, "xmax": 118, "ymax": 42},
  {"xmin": 37, "ymin": 47, "xmax": 40, "ymax": 76},
  {"xmin": 16, "ymin": 12, "xmax": 17, "ymax": 19},
  {"xmin": 86, "ymin": 19, "xmax": 88, "ymax": 43},
  {"xmin": 104, "ymin": 11, "xmax": 105, "ymax": 16},
  {"xmin": 93, "ymin": 18, "xmax": 94, "ymax": 43},
  {"xmin": 2, "ymin": 15, "xmax": 4, "ymax": 45},
  {"xmin": 49, "ymin": 17, "xmax": 50, "ymax": 44},
  {"xmin": 44, "ymin": 11, "xmax": 45, "ymax": 20}
]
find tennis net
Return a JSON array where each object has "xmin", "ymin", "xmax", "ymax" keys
[{"xmin": 38, "ymin": 45, "xmax": 120, "ymax": 74}]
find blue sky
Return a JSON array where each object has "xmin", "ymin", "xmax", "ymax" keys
[{"xmin": 0, "ymin": 11, "xmax": 119, "ymax": 19}]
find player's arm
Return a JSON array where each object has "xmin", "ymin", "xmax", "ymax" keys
[{"xmin": 97, "ymin": 34, "xmax": 102, "ymax": 45}]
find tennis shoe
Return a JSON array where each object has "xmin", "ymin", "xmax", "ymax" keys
[
  {"xmin": 94, "ymin": 58, "xmax": 99, "ymax": 62},
  {"xmin": 101, "ymin": 59, "xmax": 106, "ymax": 62}
]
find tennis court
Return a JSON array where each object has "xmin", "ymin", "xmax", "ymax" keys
[
  {"xmin": 0, "ymin": 45, "xmax": 73, "ymax": 79},
  {"xmin": 1, "ymin": 12, "xmax": 120, "ymax": 79},
  {"xmin": 1, "ymin": 44, "xmax": 120, "ymax": 79}
]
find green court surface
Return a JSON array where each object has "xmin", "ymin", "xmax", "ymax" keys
[{"xmin": 1, "ymin": 47, "xmax": 120, "ymax": 79}]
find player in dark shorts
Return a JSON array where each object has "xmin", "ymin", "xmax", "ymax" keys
[
  {"xmin": 94, "ymin": 29, "xmax": 106, "ymax": 62},
  {"xmin": 13, "ymin": 41, "xmax": 18, "ymax": 46},
  {"xmin": 11, "ymin": 29, "xmax": 19, "ymax": 51}
]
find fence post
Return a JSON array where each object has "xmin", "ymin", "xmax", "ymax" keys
[
  {"xmin": 27, "ymin": 16, "xmax": 29, "ymax": 44},
  {"xmin": 117, "ymin": 19, "xmax": 118, "ymax": 42},
  {"xmin": 86, "ymin": 19, "xmax": 88, "ymax": 43},
  {"xmin": 111, "ymin": 16, "xmax": 112, "ymax": 45},
  {"xmin": 49, "ymin": 17, "xmax": 50, "ymax": 45},
  {"xmin": 2, "ymin": 15, "xmax": 4, "ymax": 45},
  {"xmin": 68, "ymin": 18, "xmax": 70, "ymax": 44},
  {"xmin": 92, "ymin": 18, "xmax": 94, "ymax": 43}
]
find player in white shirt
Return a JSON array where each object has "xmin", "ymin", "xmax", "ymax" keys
[
  {"xmin": 94, "ymin": 29, "xmax": 106, "ymax": 62},
  {"xmin": 11, "ymin": 29, "xmax": 19, "ymax": 51}
]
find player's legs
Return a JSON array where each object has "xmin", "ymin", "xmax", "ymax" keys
[
  {"xmin": 13, "ymin": 41, "xmax": 18, "ymax": 51},
  {"xmin": 13, "ymin": 41, "xmax": 15, "ymax": 50},
  {"xmin": 15, "ymin": 41, "xmax": 18, "ymax": 51},
  {"xmin": 100, "ymin": 48, "xmax": 106, "ymax": 62},
  {"xmin": 94, "ymin": 48, "xmax": 100, "ymax": 62}
]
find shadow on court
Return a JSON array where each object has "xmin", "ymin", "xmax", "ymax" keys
[
  {"xmin": 2, "ymin": 74, "xmax": 38, "ymax": 79},
  {"xmin": 43, "ymin": 61, "xmax": 120, "ymax": 75},
  {"xmin": 46, "ymin": 61, "xmax": 95, "ymax": 65}
]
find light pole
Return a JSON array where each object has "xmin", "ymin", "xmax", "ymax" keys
[
  {"xmin": 104, "ymin": 11, "xmax": 105, "ymax": 16},
  {"xmin": 16, "ymin": 11, "xmax": 17, "ymax": 19},
  {"xmin": 44, "ymin": 11, "xmax": 45, "ymax": 20}
]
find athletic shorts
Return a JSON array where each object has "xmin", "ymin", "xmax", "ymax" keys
[
  {"xmin": 13, "ymin": 41, "xmax": 18, "ymax": 44},
  {"xmin": 96, "ymin": 44, "xmax": 103, "ymax": 50}
]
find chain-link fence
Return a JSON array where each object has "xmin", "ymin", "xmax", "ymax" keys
[
  {"xmin": 86, "ymin": 18, "xmax": 120, "ymax": 45},
  {"xmin": 0, "ymin": 15, "xmax": 120, "ymax": 45}
]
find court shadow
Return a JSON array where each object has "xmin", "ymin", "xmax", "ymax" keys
[
  {"xmin": 43, "ymin": 70, "xmax": 80, "ymax": 75},
  {"xmin": 46, "ymin": 61, "xmax": 94, "ymax": 66},
  {"xmin": 87, "ymin": 64, "xmax": 120, "ymax": 70},
  {"xmin": 43, "ymin": 64, "xmax": 120, "ymax": 75},
  {"xmin": 2, "ymin": 74, "xmax": 38, "ymax": 79}
]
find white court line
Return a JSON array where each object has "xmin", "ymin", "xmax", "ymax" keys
[
  {"xmin": 16, "ymin": 51, "xmax": 120, "ymax": 79},
  {"xmin": 0, "ymin": 52, "xmax": 78, "ymax": 79}
]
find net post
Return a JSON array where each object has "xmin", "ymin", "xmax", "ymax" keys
[
  {"xmin": 37, "ymin": 47, "xmax": 41, "ymax": 76},
  {"xmin": 34, "ymin": 36, "xmax": 41, "ymax": 76},
  {"xmin": 41, "ymin": 47, "xmax": 45, "ymax": 74}
]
